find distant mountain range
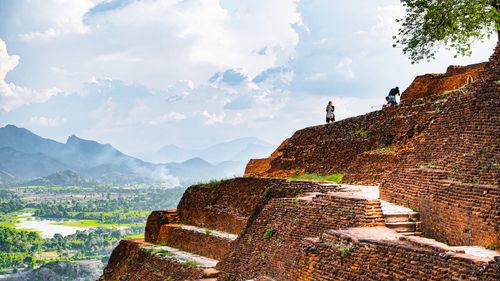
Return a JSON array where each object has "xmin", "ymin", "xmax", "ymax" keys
[
  {"xmin": 0, "ymin": 125, "xmax": 261, "ymax": 186},
  {"xmin": 141, "ymin": 137, "xmax": 275, "ymax": 164}
]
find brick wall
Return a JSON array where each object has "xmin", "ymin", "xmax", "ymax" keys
[
  {"xmin": 294, "ymin": 228, "xmax": 500, "ymax": 280},
  {"xmin": 381, "ymin": 168, "xmax": 500, "ymax": 246},
  {"xmin": 145, "ymin": 209, "xmax": 179, "ymax": 243},
  {"xmin": 155, "ymin": 225, "xmax": 232, "ymax": 260},
  {"xmin": 245, "ymin": 43, "xmax": 500, "ymax": 246},
  {"xmin": 175, "ymin": 178, "xmax": 323, "ymax": 234},
  {"xmin": 380, "ymin": 43, "xmax": 500, "ymax": 246},
  {"xmin": 401, "ymin": 62, "xmax": 487, "ymax": 101},
  {"xmin": 218, "ymin": 192, "xmax": 384, "ymax": 280}
]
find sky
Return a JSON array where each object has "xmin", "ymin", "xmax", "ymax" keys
[{"xmin": 0, "ymin": 0, "xmax": 497, "ymax": 157}]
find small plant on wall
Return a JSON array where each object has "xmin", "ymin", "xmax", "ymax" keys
[
  {"xmin": 337, "ymin": 244, "xmax": 355, "ymax": 257},
  {"xmin": 264, "ymin": 228, "xmax": 275, "ymax": 240}
]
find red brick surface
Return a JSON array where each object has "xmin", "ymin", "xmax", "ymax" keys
[
  {"xmin": 99, "ymin": 239, "xmax": 206, "ymax": 281},
  {"xmin": 145, "ymin": 209, "xmax": 179, "ymax": 243},
  {"xmin": 294, "ymin": 229, "xmax": 500, "ymax": 280},
  {"xmin": 101, "ymin": 44, "xmax": 500, "ymax": 281},
  {"xmin": 245, "ymin": 43, "xmax": 500, "ymax": 246},
  {"xmin": 218, "ymin": 192, "xmax": 385, "ymax": 280},
  {"xmin": 176, "ymin": 178, "xmax": 325, "ymax": 234},
  {"xmin": 156, "ymin": 224, "xmax": 233, "ymax": 260},
  {"xmin": 401, "ymin": 62, "xmax": 487, "ymax": 101}
]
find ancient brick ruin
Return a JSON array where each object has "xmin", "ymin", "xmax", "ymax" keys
[{"xmin": 100, "ymin": 44, "xmax": 500, "ymax": 280}]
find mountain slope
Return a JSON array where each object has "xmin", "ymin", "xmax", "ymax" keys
[
  {"xmin": 0, "ymin": 125, "xmax": 247, "ymax": 185},
  {"xmin": 0, "ymin": 147, "xmax": 68, "ymax": 178},
  {"xmin": 22, "ymin": 170, "xmax": 94, "ymax": 186},
  {"xmin": 0, "ymin": 169, "xmax": 17, "ymax": 185},
  {"xmin": 0, "ymin": 124, "xmax": 64, "ymax": 156}
]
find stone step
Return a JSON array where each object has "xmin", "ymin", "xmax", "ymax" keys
[
  {"xmin": 188, "ymin": 268, "xmax": 221, "ymax": 281},
  {"xmin": 201, "ymin": 268, "xmax": 220, "ymax": 278},
  {"xmin": 101, "ymin": 239, "xmax": 220, "ymax": 281},
  {"xmin": 415, "ymin": 221, "xmax": 423, "ymax": 232},
  {"xmin": 142, "ymin": 244, "xmax": 219, "ymax": 268},
  {"xmin": 385, "ymin": 221, "xmax": 416, "ymax": 232},
  {"xmin": 380, "ymin": 200, "xmax": 418, "ymax": 215},
  {"xmin": 155, "ymin": 224, "xmax": 237, "ymax": 260},
  {"xmin": 400, "ymin": 231, "xmax": 423, "ymax": 236},
  {"xmin": 384, "ymin": 213, "xmax": 420, "ymax": 223}
]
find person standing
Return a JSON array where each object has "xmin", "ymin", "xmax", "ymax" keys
[{"xmin": 326, "ymin": 101, "xmax": 335, "ymax": 123}]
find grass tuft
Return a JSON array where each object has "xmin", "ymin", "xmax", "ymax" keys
[
  {"xmin": 289, "ymin": 173, "xmax": 344, "ymax": 183},
  {"xmin": 263, "ymin": 228, "xmax": 275, "ymax": 240},
  {"xmin": 203, "ymin": 179, "xmax": 224, "ymax": 188},
  {"xmin": 184, "ymin": 259, "xmax": 202, "ymax": 267},
  {"xmin": 353, "ymin": 129, "xmax": 370, "ymax": 138}
]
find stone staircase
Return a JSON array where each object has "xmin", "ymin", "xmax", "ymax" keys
[
  {"xmin": 314, "ymin": 184, "xmax": 423, "ymax": 235},
  {"xmin": 142, "ymin": 244, "xmax": 220, "ymax": 280},
  {"xmin": 142, "ymin": 209, "xmax": 240, "ymax": 280},
  {"xmin": 380, "ymin": 200, "xmax": 422, "ymax": 236}
]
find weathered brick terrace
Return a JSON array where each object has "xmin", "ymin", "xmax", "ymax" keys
[
  {"xmin": 100, "ymin": 178, "xmax": 499, "ymax": 280},
  {"xmin": 100, "ymin": 43, "xmax": 500, "ymax": 280}
]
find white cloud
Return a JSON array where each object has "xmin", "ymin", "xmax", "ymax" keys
[
  {"xmin": 0, "ymin": 40, "xmax": 18, "ymax": 81},
  {"xmin": 201, "ymin": 110, "xmax": 226, "ymax": 125},
  {"xmin": 0, "ymin": 0, "xmax": 497, "ymax": 155},
  {"xmin": 30, "ymin": 116, "xmax": 67, "ymax": 127},
  {"xmin": 18, "ymin": 0, "xmax": 95, "ymax": 41},
  {"xmin": 0, "ymin": 39, "xmax": 61, "ymax": 112},
  {"xmin": 3, "ymin": 0, "xmax": 302, "ymax": 91},
  {"xmin": 355, "ymin": 5, "xmax": 404, "ymax": 42},
  {"xmin": 304, "ymin": 72, "xmax": 328, "ymax": 81},
  {"xmin": 94, "ymin": 51, "xmax": 146, "ymax": 63},
  {"xmin": 150, "ymin": 112, "xmax": 186, "ymax": 125},
  {"xmin": 335, "ymin": 57, "xmax": 354, "ymax": 80}
]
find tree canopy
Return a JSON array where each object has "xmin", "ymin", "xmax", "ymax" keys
[{"xmin": 394, "ymin": 0, "xmax": 500, "ymax": 63}]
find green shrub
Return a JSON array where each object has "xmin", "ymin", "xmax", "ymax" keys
[
  {"xmin": 375, "ymin": 145, "xmax": 395, "ymax": 152},
  {"xmin": 353, "ymin": 129, "xmax": 370, "ymax": 137},
  {"xmin": 263, "ymin": 228, "xmax": 275, "ymax": 240},
  {"xmin": 203, "ymin": 228, "xmax": 211, "ymax": 235},
  {"xmin": 337, "ymin": 245, "xmax": 354, "ymax": 257},
  {"xmin": 486, "ymin": 244, "xmax": 498, "ymax": 250},
  {"xmin": 262, "ymin": 188, "xmax": 272, "ymax": 199}
]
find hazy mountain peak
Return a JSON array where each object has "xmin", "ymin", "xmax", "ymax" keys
[
  {"xmin": 0, "ymin": 125, "xmax": 247, "ymax": 185},
  {"xmin": 183, "ymin": 157, "xmax": 210, "ymax": 165},
  {"xmin": 5, "ymin": 124, "xmax": 19, "ymax": 129},
  {"xmin": 66, "ymin": 134, "xmax": 89, "ymax": 144},
  {"xmin": 2, "ymin": 124, "xmax": 34, "ymax": 135}
]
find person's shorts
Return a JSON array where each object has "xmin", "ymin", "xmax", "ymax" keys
[{"xmin": 388, "ymin": 95, "xmax": 397, "ymax": 104}]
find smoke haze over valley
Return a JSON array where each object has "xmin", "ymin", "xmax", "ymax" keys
[{"xmin": 0, "ymin": 124, "xmax": 271, "ymax": 186}]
